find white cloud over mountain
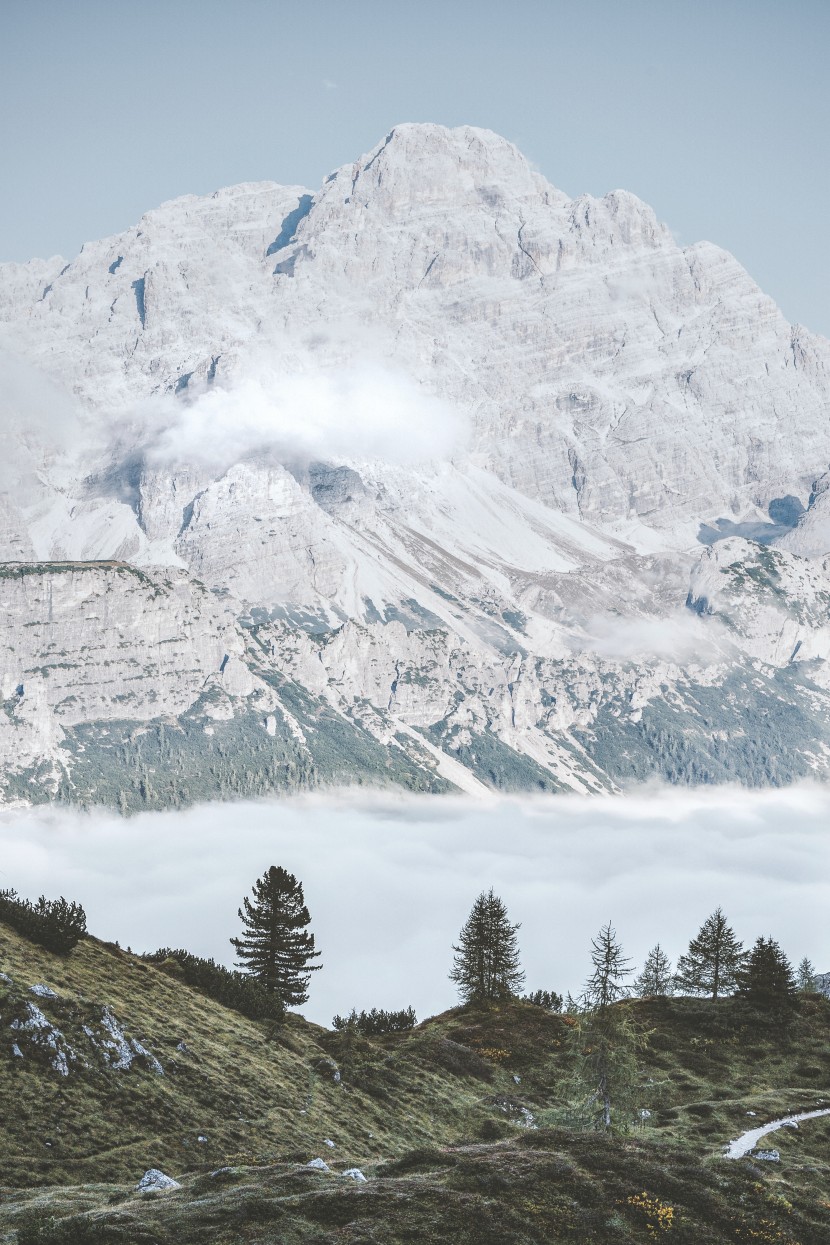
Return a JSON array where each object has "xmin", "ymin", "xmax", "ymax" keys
[{"xmin": 141, "ymin": 361, "xmax": 466, "ymax": 470}]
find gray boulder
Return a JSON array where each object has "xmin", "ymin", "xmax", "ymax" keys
[{"xmin": 137, "ymin": 1168, "xmax": 181, "ymax": 1191}]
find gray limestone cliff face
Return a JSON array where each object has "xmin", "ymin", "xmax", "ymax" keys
[
  {"xmin": 3, "ymin": 554, "xmax": 830, "ymax": 808},
  {"xmin": 0, "ymin": 563, "xmax": 255, "ymax": 781},
  {"xmin": 0, "ymin": 563, "xmax": 245, "ymax": 719}
]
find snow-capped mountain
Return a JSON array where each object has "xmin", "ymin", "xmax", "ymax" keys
[{"xmin": 3, "ymin": 123, "xmax": 830, "ymax": 807}]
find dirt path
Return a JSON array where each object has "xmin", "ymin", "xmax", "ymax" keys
[{"xmin": 725, "ymin": 1107, "xmax": 830, "ymax": 1158}]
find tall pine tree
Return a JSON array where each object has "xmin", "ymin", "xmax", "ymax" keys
[
  {"xmin": 231, "ymin": 866, "xmax": 321, "ymax": 1006},
  {"xmin": 675, "ymin": 907, "xmax": 745, "ymax": 998},
  {"xmin": 449, "ymin": 889, "xmax": 525, "ymax": 1003}
]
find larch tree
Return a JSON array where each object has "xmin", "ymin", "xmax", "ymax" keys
[
  {"xmin": 634, "ymin": 944, "xmax": 674, "ymax": 998},
  {"xmin": 584, "ymin": 922, "xmax": 633, "ymax": 1010},
  {"xmin": 674, "ymin": 908, "xmax": 745, "ymax": 999},
  {"xmin": 565, "ymin": 922, "xmax": 643, "ymax": 1132},
  {"xmin": 449, "ymin": 888, "xmax": 525, "ymax": 1003},
  {"xmin": 796, "ymin": 957, "xmax": 818, "ymax": 993},
  {"xmin": 230, "ymin": 866, "xmax": 321, "ymax": 1006}
]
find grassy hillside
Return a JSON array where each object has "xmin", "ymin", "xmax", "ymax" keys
[
  {"xmin": 0, "ymin": 923, "xmax": 490, "ymax": 1186},
  {"xmin": 2, "ymin": 919, "xmax": 830, "ymax": 1242}
]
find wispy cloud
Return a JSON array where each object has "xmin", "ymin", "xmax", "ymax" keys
[
  {"xmin": 0, "ymin": 344, "xmax": 469, "ymax": 492},
  {"xmin": 140, "ymin": 361, "xmax": 467, "ymax": 471},
  {"xmin": 574, "ymin": 611, "xmax": 732, "ymax": 663},
  {"xmin": 1, "ymin": 787, "xmax": 826, "ymax": 1026},
  {"xmin": 0, "ymin": 347, "xmax": 84, "ymax": 490}
]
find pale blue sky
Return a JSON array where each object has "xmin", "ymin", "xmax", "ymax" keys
[{"xmin": 3, "ymin": 0, "xmax": 828, "ymax": 334}]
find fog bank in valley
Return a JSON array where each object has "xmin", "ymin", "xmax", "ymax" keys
[{"xmin": 1, "ymin": 786, "xmax": 827, "ymax": 1027}]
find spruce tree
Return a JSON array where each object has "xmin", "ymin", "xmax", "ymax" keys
[
  {"xmin": 738, "ymin": 937, "xmax": 797, "ymax": 1014},
  {"xmin": 230, "ymin": 866, "xmax": 321, "ymax": 1006},
  {"xmin": 449, "ymin": 888, "xmax": 525, "ymax": 1003},
  {"xmin": 634, "ymin": 944, "xmax": 674, "ymax": 997},
  {"xmin": 796, "ymin": 957, "xmax": 818, "ymax": 992},
  {"xmin": 675, "ymin": 907, "xmax": 745, "ymax": 998}
]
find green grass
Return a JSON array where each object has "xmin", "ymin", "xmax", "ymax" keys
[{"xmin": 2, "ymin": 921, "xmax": 830, "ymax": 1242}]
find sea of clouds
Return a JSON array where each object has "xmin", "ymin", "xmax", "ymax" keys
[{"xmin": 1, "ymin": 786, "xmax": 827, "ymax": 1027}]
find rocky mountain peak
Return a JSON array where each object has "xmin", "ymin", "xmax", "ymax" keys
[
  {"xmin": 344, "ymin": 122, "xmax": 553, "ymax": 210},
  {"xmin": 4, "ymin": 126, "xmax": 830, "ymax": 803}
]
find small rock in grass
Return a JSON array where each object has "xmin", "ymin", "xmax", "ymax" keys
[
  {"xmin": 342, "ymin": 1168, "xmax": 367, "ymax": 1182},
  {"xmin": 307, "ymin": 1158, "xmax": 330, "ymax": 1172},
  {"xmin": 746, "ymin": 1111, "xmax": 757, "ymax": 1117},
  {"xmin": 137, "ymin": 1168, "xmax": 181, "ymax": 1191},
  {"xmin": 312, "ymin": 1056, "xmax": 340, "ymax": 1082},
  {"xmin": 11, "ymin": 1044, "xmax": 23, "ymax": 1058},
  {"xmin": 323, "ymin": 1138, "xmax": 335, "ymax": 1147},
  {"xmin": 513, "ymin": 1075, "xmax": 521, "ymax": 1084},
  {"xmin": 752, "ymin": 1149, "xmax": 780, "ymax": 1162},
  {"xmin": 29, "ymin": 984, "xmax": 58, "ymax": 999},
  {"xmin": 197, "ymin": 1135, "xmax": 207, "ymax": 1143}
]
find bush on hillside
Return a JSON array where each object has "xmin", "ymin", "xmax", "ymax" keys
[
  {"xmin": 522, "ymin": 989, "xmax": 563, "ymax": 1012},
  {"xmin": 143, "ymin": 948, "xmax": 285, "ymax": 1023},
  {"xmin": 0, "ymin": 889, "xmax": 87, "ymax": 954},
  {"xmin": 16, "ymin": 1209, "xmax": 114, "ymax": 1244},
  {"xmin": 332, "ymin": 1005, "xmax": 417, "ymax": 1035}
]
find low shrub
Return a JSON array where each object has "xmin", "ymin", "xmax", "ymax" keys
[
  {"xmin": 142, "ymin": 948, "xmax": 285, "ymax": 1023},
  {"xmin": 419, "ymin": 1036, "xmax": 493, "ymax": 1080},
  {"xmin": 381, "ymin": 1146, "xmax": 457, "ymax": 1175},
  {"xmin": 522, "ymin": 990, "xmax": 563, "ymax": 1012},
  {"xmin": 0, "ymin": 889, "xmax": 87, "ymax": 954},
  {"xmin": 15, "ymin": 1211, "xmax": 120, "ymax": 1244},
  {"xmin": 331, "ymin": 1005, "xmax": 416, "ymax": 1035},
  {"xmin": 686, "ymin": 1102, "xmax": 715, "ymax": 1118},
  {"xmin": 477, "ymin": 1117, "xmax": 511, "ymax": 1140}
]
